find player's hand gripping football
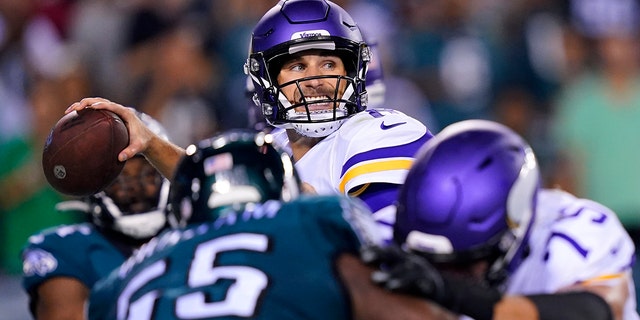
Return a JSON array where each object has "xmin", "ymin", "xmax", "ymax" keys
[
  {"xmin": 66, "ymin": 97, "xmax": 185, "ymax": 179},
  {"xmin": 66, "ymin": 98, "xmax": 150, "ymax": 162},
  {"xmin": 360, "ymin": 245, "xmax": 448, "ymax": 303}
]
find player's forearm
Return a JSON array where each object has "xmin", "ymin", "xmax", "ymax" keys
[
  {"xmin": 559, "ymin": 277, "xmax": 629, "ymax": 320},
  {"xmin": 438, "ymin": 275, "xmax": 613, "ymax": 320},
  {"xmin": 35, "ymin": 277, "xmax": 89, "ymax": 320},
  {"xmin": 336, "ymin": 254, "xmax": 458, "ymax": 320},
  {"xmin": 144, "ymin": 135, "xmax": 185, "ymax": 179},
  {"xmin": 494, "ymin": 292, "xmax": 614, "ymax": 320},
  {"xmin": 362, "ymin": 246, "xmax": 615, "ymax": 320}
]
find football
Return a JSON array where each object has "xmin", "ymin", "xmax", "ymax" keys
[{"xmin": 42, "ymin": 108, "xmax": 129, "ymax": 197}]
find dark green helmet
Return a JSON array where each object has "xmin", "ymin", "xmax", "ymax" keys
[{"xmin": 167, "ymin": 130, "xmax": 301, "ymax": 227}]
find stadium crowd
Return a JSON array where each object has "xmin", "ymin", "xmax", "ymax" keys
[{"xmin": 1, "ymin": 0, "xmax": 639, "ymax": 318}]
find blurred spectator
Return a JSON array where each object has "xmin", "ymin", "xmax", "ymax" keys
[
  {"xmin": 66, "ymin": 1, "xmax": 223, "ymax": 147},
  {"xmin": 497, "ymin": 0, "xmax": 568, "ymax": 113},
  {"xmin": 0, "ymin": 70, "xmax": 88, "ymax": 274},
  {"xmin": 66, "ymin": 0, "xmax": 131, "ymax": 100},
  {"xmin": 125, "ymin": 21, "xmax": 219, "ymax": 146},
  {"xmin": 392, "ymin": 0, "xmax": 507, "ymax": 127},
  {"xmin": 493, "ymin": 84, "xmax": 555, "ymax": 182},
  {"xmin": 114, "ymin": 3, "xmax": 220, "ymax": 147},
  {"xmin": 0, "ymin": 0, "xmax": 37, "ymax": 143},
  {"xmin": 335, "ymin": 0, "xmax": 440, "ymax": 130},
  {"xmin": 0, "ymin": 0, "xmax": 89, "ymax": 275},
  {"xmin": 550, "ymin": 0, "xmax": 640, "ymax": 310},
  {"xmin": 201, "ymin": 0, "xmax": 275, "ymax": 130}
]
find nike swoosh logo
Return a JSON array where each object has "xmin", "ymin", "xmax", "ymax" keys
[{"xmin": 380, "ymin": 121, "xmax": 407, "ymax": 130}]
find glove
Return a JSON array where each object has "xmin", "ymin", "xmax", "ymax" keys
[
  {"xmin": 361, "ymin": 244, "xmax": 501, "ymax": 320},
  {"xmin": 360, "ymin": 245, "xmax": 447, "ymax": 303}
]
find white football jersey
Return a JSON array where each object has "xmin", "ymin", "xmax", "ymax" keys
[
  {"xmin": 507, "ymin": 188, "xmax": 639, "ymax": 319},
  {"xmin": 294, "ymin": 108, "xmax": 430, "ymax": 196}
]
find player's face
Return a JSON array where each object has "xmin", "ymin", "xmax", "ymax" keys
[
  {"xmin": 277, "ymin": 50, "xmax": 348, "ymax": 112},
  {"xmin": 104, "ymin": 156, "xmax": 163, "ymax": 215}
]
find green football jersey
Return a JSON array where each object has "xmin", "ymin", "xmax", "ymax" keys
[
  {"xmin": 89, "ymin": 195, "xmax": 382, "ymax": 320},
  {"xmin": 22, "ymin": 222, "xmax": 129, "ymax": 315}
]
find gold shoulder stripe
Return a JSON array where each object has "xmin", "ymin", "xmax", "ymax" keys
[{"xmin": 339, "ymin": 159, "xmax": 414, "ymax": 193}]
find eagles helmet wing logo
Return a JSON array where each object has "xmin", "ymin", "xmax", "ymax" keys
[{"xmin": 23, "ymin": 249, "xmax": 58, "ymax": 277}]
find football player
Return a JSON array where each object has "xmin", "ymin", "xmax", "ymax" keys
[
  {"xmin": 244, "ymin": 0, "xmax": 431, "ymax": 229},
  {"xmin": 21, "ymin": 112, "xmax": 171, "ymax": 320},
  {"xmin": 363, "ymin": 120, "xmax": 639, "ymax": 320},
  {"xmin": 88, "ymin": 130, "xmax": 456, "ymax": 320},
  {"xmin": 65, "ymin": 0, "xmax": 432, "ymax": 242},
  {"xmin": 245, "ymin": 31, "xmax": 386, "ymax": 163}
]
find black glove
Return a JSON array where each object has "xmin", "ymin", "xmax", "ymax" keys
[
  {"xmin": 360, "ymin": 244, "xmax": 448, "ymax": 303},
  {"xmin": 361, "ymin": 244, "xmax": 501, "ymax": 320}
]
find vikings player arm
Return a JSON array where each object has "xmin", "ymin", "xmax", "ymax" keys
[
  {"xmin": 557, "ymin": 279, "xmax": 631, "ymax": 320},
  {"xmin": 337, "ymin": 110, "xmax": 431, "ymax": 241},
  {"xmin": 494, "ymin": 293, "xmax": 612, "ymax": 320},
  {"xmin": 337, "ymin": 110, "xmax": 431, "ymax": 211},
  {"xmin": 354, "ymin": 183, "xmax": 399, "ymax": 214}
]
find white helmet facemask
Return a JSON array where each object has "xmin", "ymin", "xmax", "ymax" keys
[{"xmin": 277, "ymin": 76, "xmax": 356, "ymax": 138}]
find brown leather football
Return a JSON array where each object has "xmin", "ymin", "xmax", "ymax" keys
[{"xmin": 42, "ymin": 108, "xmax": 129, "ymax": 196}]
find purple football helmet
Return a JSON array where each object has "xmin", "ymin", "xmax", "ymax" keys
[
  {"xmin": 244, "ymin": 0, "xmax": 370, "ymax": 138},
  {"xmin": 394, "ymin": 119, "xmax": 539, "ymax": 286}
]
